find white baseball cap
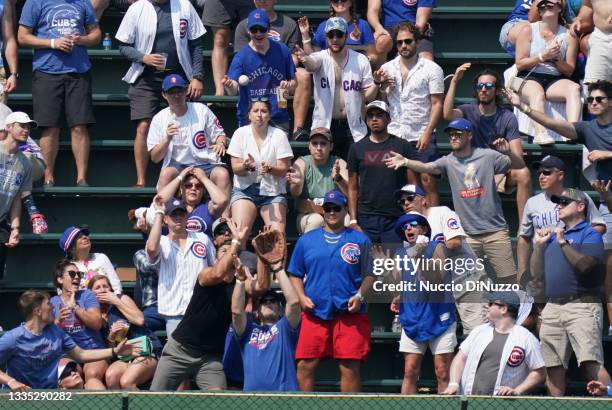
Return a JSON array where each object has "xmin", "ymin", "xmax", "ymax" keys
[
  {"xmin": 365, "ymin": 100, "xmax": 389, "ymax": 114},
  {"xmin": 4, "ymin": 111, "xmax": 37, "ymax": 128}
]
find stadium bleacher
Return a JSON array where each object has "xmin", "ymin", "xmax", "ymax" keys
[{"xmin": 1, "ymin": 0, "xmax": 611, "ymax": 395}]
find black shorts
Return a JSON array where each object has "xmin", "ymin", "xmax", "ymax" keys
[
  {"xmin": 202, "ymin": 0, "xmax": 253, "ymax": 28},
  {"xmin": 32, "ymin": 71, "xmax": 95, "ymax": 128},
  {"xmin": 517, "ymin": 71, "xmax": 566, "ymax": 92},
  {"xmin": 409, "ymin": 139, "xmax": 439, "ymax": 163},
  {"xmin": 110, "ymin": 0, "xmax": 132, "ymax": 10},
  {"xmin": 128, "ymin": 69, "xmax": 185, "ymax": 121}
]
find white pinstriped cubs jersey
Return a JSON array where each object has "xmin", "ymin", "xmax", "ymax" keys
[
  {"xmin": 459, "ymin": 323, "xmax": 545, "ymax": 395},
  {"xmin": 150, "ymin": 231, "xmax": 216, "ymax": 316}
]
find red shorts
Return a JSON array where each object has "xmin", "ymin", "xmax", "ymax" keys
[{"xmin": 295, "ymin": 311, "xmax": 371, "ymax": 361}]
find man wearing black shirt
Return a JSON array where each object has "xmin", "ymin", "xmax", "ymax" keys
[
  {"xmin": 347, "ymin": 101, "xmax": 412, "ymax": 243},
  {"xmin": 150, "ymin": 219, "xmax": 248, "ymax": 390}
]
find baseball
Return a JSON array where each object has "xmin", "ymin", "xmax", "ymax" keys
[{"xmin": 238, "ymin": 75, "xmax": 250, "ymax": 86}]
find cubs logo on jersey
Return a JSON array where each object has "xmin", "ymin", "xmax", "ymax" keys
[
  {"xmin": 268, "ymin": 29, "xmax": 281, "ymax": 42},
  {"xmin": 179, "ymin": 19, "xmax": 188, "ymax": 39},
  {"xmin": 191, "ymin": 241, "xmax": 207, "ymax": 259},
  {"xmin": 403, "ymin": 0, "xmax": 417, "ymax": 6},
  {"xmin": 193, "ymin": 131, "xmax": 207, "ymax": 149},
  {"xmin": 447, "ymin": 218, "xmax": 460, "ymax": 230},
  {"xmin": 341, "ymin": 243, "xmax": 361, "ymax": 264},
  {"xmin": 507, "ymin": 346, "xmax": 526, "ymax": 367}
]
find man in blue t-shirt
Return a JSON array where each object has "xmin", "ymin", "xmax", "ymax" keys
[
  {"xmin": 0, "ymin": 290, "xmax": 138, "ymax": 390},
  {"xmin": 391, "ymin": 212, "xmax": 457, "ymax": 394},
  {"xmin": 222, "ymin": 9, "xmax": 296, "ymax": 131},
  {"xmin": 231, "ymin": 236, "xmax": 301, "ymax": 391},
  {"xmin": 18, "ymin": 0, "xmax": 101, "ymax": 187},
  {"xmin": 445, "ymin": 66, "xmax": 531, "ymax": 222},
  {"xmin": 530, "ymin": 188, "xmax": 611, "ymax": 396},
  {"xmin": 367, "ymin": 0, "xmax": 436, "ymax": 62}
]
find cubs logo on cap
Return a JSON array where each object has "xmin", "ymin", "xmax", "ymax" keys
[
  {"xmin": 191, "ymin": 242, "xmax": 207, "ymax": 259},
  {"xmin": 162, "ymin": 74, "xmax": 188, "ymax": 92},
  {"xmin": 341, "ymin": 243, "xmax": 360, "ymax": 264},
  {"xmin": 247, "ymin": 8, "xmax": 270, "ymax": 29},
  {"xmin": 507, "ymin": 346, "xmax": 526, "ymax": 367}
]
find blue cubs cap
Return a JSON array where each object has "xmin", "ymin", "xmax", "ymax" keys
[
  {"xmin": 533, "ymin": 155, "xmax": 566, "ymax": 172},
  {"xmin": 247, "ymin": 9, "xmax": 270, "ymax": 29},
  {"xmin": 59, "ymin": 226, "xmax": 90, "ymax": 255},
  {"xmin": 395, "ymin": 212, "xmax": 430, "ymax": 240},
  {"xmin": 323, "ymin": 190, "xmax": 347, "ymax": 207},
  {"xmin": 162, "ymin": 74, "xmax": 188, "ymax": 92},
  {"xmin": 324, "ymin": 17, "xmax": 348, "ymax": 34},
  {"xmin": 395, "ymin": 183, "xmax": 425, "ymax": 199},
  {"xmin": 444, "ymin": 118, "xmax": 473, "ymax": 133},
  {"xmin": 165, "ymin": 198, "xmax": 188, "ymax": 215}
]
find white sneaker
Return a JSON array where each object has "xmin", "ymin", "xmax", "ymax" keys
[{"xmin": 533, "ymin": 132, "xmax": 556, "ymax": 145}]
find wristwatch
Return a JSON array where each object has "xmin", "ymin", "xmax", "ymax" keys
[
  {"xmin": 355, "ymin": 291, "xmax": 366, "ymax": 303},
  {"xmin": 8, "ymin": 72, "xmax": 19, "ymax": 79},
  {"xmin": 558, "ymin": 238, "xmax": 568, "ymax": 247},
  {"xmin": 192, "ymin": 74, "xmax": 204, "ymax": 81}
]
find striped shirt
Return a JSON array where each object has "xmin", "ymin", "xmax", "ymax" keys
[
  {"xmin": 459, "ymin": 323, "xmax": 545, "ymax": 395},
  {"xmin": 149, "ymin": 232, "xmax": 216, "ymax": 316}
]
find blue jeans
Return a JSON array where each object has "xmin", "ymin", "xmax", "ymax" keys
[{"xmin": 143, "ymin": 306, "xmax": 166, "ymax": 333}]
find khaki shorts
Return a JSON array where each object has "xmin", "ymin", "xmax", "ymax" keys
[
  {"xmin": 540, "ymin": 302, "xmax": 604, "ymax": 368},
  {"xmin": 399, "ymin": 322, "xmax": 457, "ymax": 355},
  {"xmin": 456, "ymin": 301, "xmax": 487, "ymax": 335},
  {"xmin": 466, "ymin": 228, "xmax": 517, "ymax": 280},
  {"xmin": 0, "ymin": 67, "xmax": 7, "ymax": 105},
  {"xmin": 584, "ymin": 28, "xmax": 612, "ymax": 84}
]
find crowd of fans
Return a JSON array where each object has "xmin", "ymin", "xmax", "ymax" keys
[{"xmin": 0, "ymin": 0, "xmax": 611, "ymax": 399}]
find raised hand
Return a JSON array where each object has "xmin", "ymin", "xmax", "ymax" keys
[
  {"xmin": 297, "ymin": 16, "xmax": 310, "ymax": 37},
  {"xmin": 452, "ymin": 63, "xmax": 471, "ymax": 83},
  {"xmin": 534, "ymin": 228, "xmax": 552, "ymax": 246},
  {"xmin": 152, "ymin": 194, "xmax": 166, "ymax": 214}
]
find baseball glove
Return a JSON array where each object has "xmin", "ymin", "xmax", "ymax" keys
[{"xmin": 251, "ymin": 230, "xmax": 286, "ymax": 266}]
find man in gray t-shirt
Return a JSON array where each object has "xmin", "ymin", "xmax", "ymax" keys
[
  {"xmin": 517, "ymin": 155, "xmax": 605, "ymax": 282},
  {"xmin": 385, "ymin": 118, "xmax": 525, "ymax": 284}
]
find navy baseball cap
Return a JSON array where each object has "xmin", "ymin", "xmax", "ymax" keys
[
  {"xmin": 59, "ymin": 226, "xmax": 90, "ymax": 255},
  {"xmin": 444, "ymin": 118, "xmax": 473, "ymax": 133},
  {"xmin": 533, "ymin": 155, "xmax": 566, "ymax": 172},
  {"xmin": 395, "ymin": 184, "xmax": 425, "ymax": 199},
  {"xmin": 247, "ymin": 9, "xmax": 270, "ymax": 29},
  {"xmin": 323, "ymin": 190, "xmax": 347, "ymax": 207},
  {"xmin": 165, "ymin": 198, "xmax": 188, "ymax": 215},
  {"xmin": 395, "ymin": 212, "xmax": 430, "ymax": 240},
  {"xmin": 162, "ymin": 74, "xmax": 188, "ymax": 92}
]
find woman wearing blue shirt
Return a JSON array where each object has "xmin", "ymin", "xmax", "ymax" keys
[{"xmin": 50, "ymin": 258, "xmax": 108, "ymax": 389}]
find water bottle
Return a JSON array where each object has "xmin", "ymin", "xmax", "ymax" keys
[
  {"xmin": 102, "ymin": 33, "xmax": 112, "ymax": 50},
  {"xmin": 391, "ymin": 314, "xmax": 402, "ymax": 333}
]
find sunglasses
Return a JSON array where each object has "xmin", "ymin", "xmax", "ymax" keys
[
  {"xmin": 215, "ymin": 226, "xmax": 231, "ymax": 236},
  {"xmin": 474, "ymin": 82, "xmax": 495, "ymax": 90},
  {"xmin": 397, "ymin": 195, "xmax": 417, "ymax": 205},
  {"xmin": 539, "ymin": 169, "xmax": 553, "ymax": 176},
  {"xmin": 249, "ymin": 26, "xmax": 268, "ymax": 34},
  {"xmin": 538, "ymin": 2, "xmax": 560, "ymax": 10},
  {"xmin": 586, "ymin": 96, "xmax": 608, "ymax": 104},
  {"xmin": 250, "ymin": 96, "xmax": 269, "ymax": 102},
  {"xmin": 331, "ymin": 0, "xmax": 348, "ymax": 3},
  {"xmin": 488, "ymin": 301, "xmax": 506, "ymax": 308},
  {"xmin": 184, "ymin": 182, "xmax": 203, "ymax": 190},
  {"xmin": 555, "ymin": 198, "xmax": 574, "ymax": 207},
  {"xmin": 403, "ymin": 221, "xmax": 420, "ymax": 229},
  {"xmin": 449, "ymin": 131, "xmax": 468, "ymax": 138},
  {"xmin": 323, "ymin": 204, "xmax": 342, "ymax": 213},
  {"xmin": 65, "ymin": 270, "xmax": 82, "ymax": 279},
  {"xmin": 326, "ymin": 31, "xmax": 345, "ymax": 39},
  {"xmin": 396, "ymin": 38, "xmax": 415, "ymax": 46}
]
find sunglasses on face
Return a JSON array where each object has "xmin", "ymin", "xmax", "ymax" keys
[
  {"xmin": 215, "ymin": 226, "xmax": 231, "ymax": 236},
  {"xmin": 184, "ymin": 182, "xmax": 204, "ymax": 190},
  {"xmin": 65, "ymin": 270, "xmax": 82, "ymax": 279},
  {"xmin": 331, "ymin": 0, "xmax": 348, "ymax": 3},
  {"xmin": 474, "ymin": 82, "xmax": 495, "ymax": 90},
  {"xmin": 397, "ymin": 195, "xmax": 417, "ymax": 205},
  {"xmin": 539, "ymin": 169, "xmax": 553, "ymax": 176},
  {"xmin": 326, "ymin": 31, "xmax": 345, "ymax": 39},
  {"xmin": 250, "ymin": 96, "xmax": 270, "ymax": 102},
  {"xmin": 403, "ymin": 221, "xmax": 420, "ymax": 229},
  {"xmin": 396, "ymin": 38, "xmax": 415, "ymax": 46},
  {"xmin": 323, "ymin": 204, "xmax": 342, "ymax": 213},
  {"xmin": 449, "ymin": 131, "xmax": 468, "ymax": 139},
  {"xmin": 586, "ymin": 96, "xmax": 609, "ymax": 104},
  {"xmin": 488, "ymin": 301, "xmax": 506, "ymax": 308},
  {"xmin": 538, "ymin": 1, "xmax": 560, "ymax": 10},
  {"xmin": 556, "ymin": 198, "xmax": 575, "ymax": 207},
  {"xmin": 249, "ymin": 26, "xmax": 268, "ymax": 34}
]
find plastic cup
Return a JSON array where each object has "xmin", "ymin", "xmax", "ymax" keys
[
  {"xmin": 276, "ymin": 86, "xmax": 287, "ymax": 109},
  {"xmin": 156, "ymin": 52, "xmax": 168, "ymax": 71}
]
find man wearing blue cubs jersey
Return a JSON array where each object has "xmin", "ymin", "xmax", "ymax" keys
[
  {"xmin": 289, "ymin": 189, "xmax": 374, "ymax": 392},
  {"xmin": 232, "ymin": 244, "xmax": 301, "ymax": 391},
  {"xmin": 223, "ymin": 9, "xmax": 296, "ymax": 130}
]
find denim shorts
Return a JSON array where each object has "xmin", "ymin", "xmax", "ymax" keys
[
  {"xmin": 230, "ymin": 184, "xmax": 288, "ymax": 208},
  {"xmin": 166, "ymin": 160, "xmax": 227, "ymax": 177},
  {"xmin": 499, "ymin": 19, "xmax": 523, "ymax": 55}
]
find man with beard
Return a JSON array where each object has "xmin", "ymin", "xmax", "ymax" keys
[
  {"xmin": 295, "ymin": 17, "xmax": 381, "ymax": 159},
  {"xmin": 385, "ymin": 119, "xmax": 525, "ymax": 285},
  {"xmin": 379, "ymin": 22, "xmax": 444, "ymax": 206},
  {"xmin": 444, "ymin": 65, "xmax": 531, "ymax": 222}
]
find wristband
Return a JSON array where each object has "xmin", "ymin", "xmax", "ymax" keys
[
  {"xmin": 231, "ymin": 239, "xmax": 241, "ymax": 247},
  {"xmin": 111, "ymin": 347, "xmax": 118, "ymax": 359},
  {"xmin": 520, "ymin": 103, "xmax": 532, "ymax": 115},
  {"xmin": 6, "ymin": 378, "xmax": 15, "ymax": 386},
  {"xmin": 51, "ymin": 39, "xmax": 56, "ymax": 49},
  {"xmin": 302, "ymin": 38, "xmax": 311, "ymax": 44},
  {"xmin": 235, "ymin": 277, "xmax": 244, "ymax": 284},
  {"xmin": 448, "ymin": 382, "xmax": 459, "ymax": 388},
  {"xmin": 403, "ymin": 158, "xmax": 410, "ymax": 167},
  {"xmin": 349, "ymin": 219, "xmax": 358, "ymax": 225},
  {"xmin": 538, "ymin": 53, "xmax": 544, "ymax": 63},
  {"xmin": 271, "ymin": 266, "xmax": 284, "ymax": 274},
  {"xmin": 154, "ymin": 209, "xmax": 165, "ymax": 217}
]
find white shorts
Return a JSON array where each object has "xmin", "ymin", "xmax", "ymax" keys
[
  {"xmin": 399, "ymin": 321, "xmax": 457, "ymax": 355},
  {"xmin": 584, "ymin": 28, "xmax": 612, "ymax": 83}
]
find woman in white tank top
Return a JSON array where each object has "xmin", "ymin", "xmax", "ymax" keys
[{"xmin": 514, "ymin": 0, "xmax": 580, "ymax": 144}]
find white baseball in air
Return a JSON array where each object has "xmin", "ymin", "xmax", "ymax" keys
[{"xmin": 238, "ymin": 75, "xmax": 250, "ymax": 86}]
